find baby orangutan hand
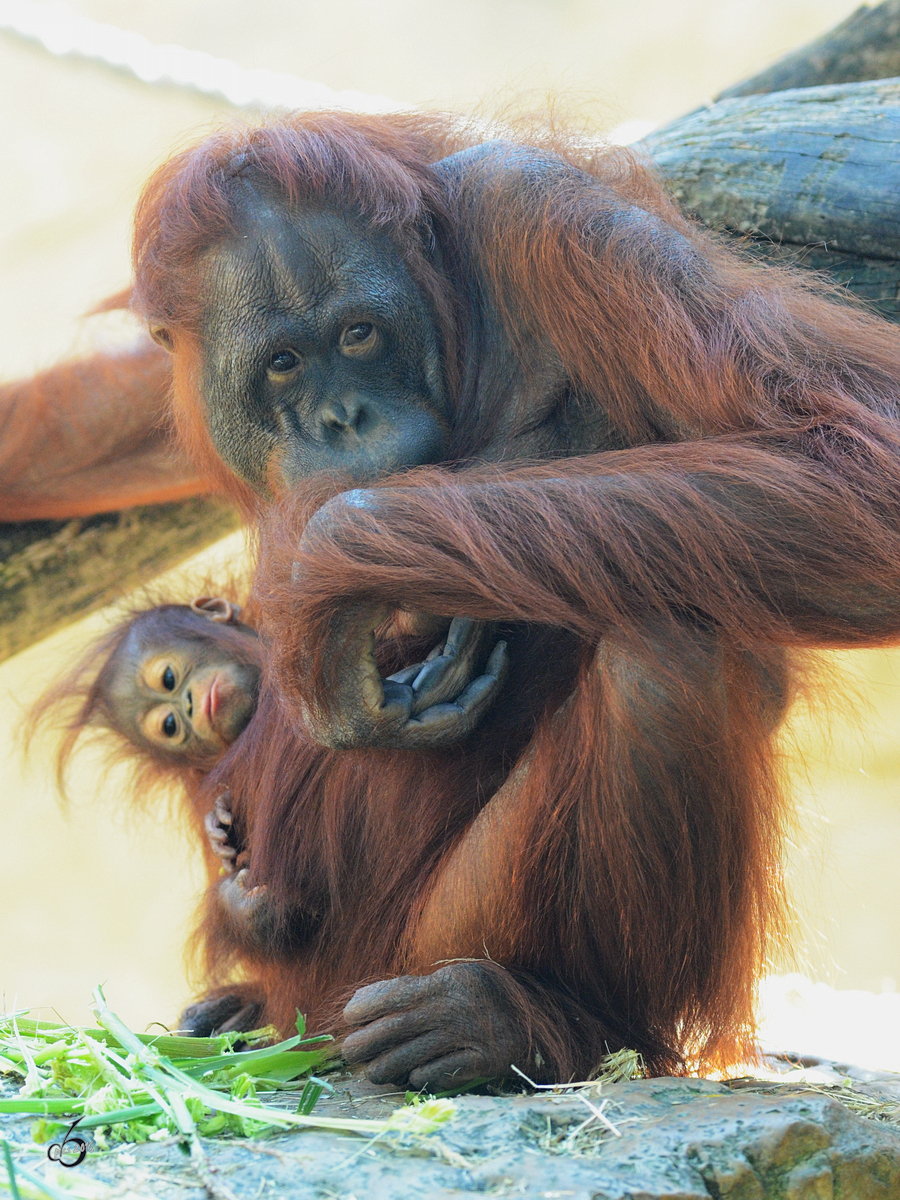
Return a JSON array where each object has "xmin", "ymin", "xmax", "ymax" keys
[{"xmin": 205, "ymin": 792, "xmax": 239, "ymax": 872}]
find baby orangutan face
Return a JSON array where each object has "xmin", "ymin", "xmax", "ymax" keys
[{"xmin": 108, "ymin": 598, "xmax": 262, "ymax": 764}]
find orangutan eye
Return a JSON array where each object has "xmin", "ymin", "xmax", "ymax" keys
[
  {"xmin": 162, "ymin": 665, "xmax": 176, "ymax": 691},
  {"xmin": 267, "ymin": 349, "xmax": 302, "ymax": 376},
  {"xmin": 339, "ymin": 323, "xmax": 379, "ymax": 357},
  {"xmin": 162, "ymin": 712, "xmax": 178, "ymax": 738}
]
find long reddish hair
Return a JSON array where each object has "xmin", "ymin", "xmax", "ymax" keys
[{"xmin": 131, "ymin": 109, "xmax": 900, "ymax": 1074}]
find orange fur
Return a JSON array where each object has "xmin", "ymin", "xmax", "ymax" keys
[
  {"xmin": 0, "ymin": 340, "xmax": 209, "ymax": 519},
  {"xmin": 29, "ymin": 110, "xmax": 900, "ymax": 1077}
]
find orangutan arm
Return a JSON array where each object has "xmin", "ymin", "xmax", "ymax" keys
[{"xmin": 0, "ymin": 340, "xmax": 208, "ymax": 519}]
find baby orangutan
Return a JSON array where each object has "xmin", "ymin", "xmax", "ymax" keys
[
  {"xmin": 99, "ymin": 594, "xmax": 258, "ymax": 890},
  {"xmin": 31, "ymin": 595, "xmax": 276, "ymax": 986},
  {"xmin": 35, "ymin": 597, "xmax": 501, "ymax": 1038},
  {"xmin": 109, "ymin": 596, "xmax": 274, "ymax": 939},
  {"xmin": 102, "ymin": 595, "xmax": 259, "ymax": 766}
]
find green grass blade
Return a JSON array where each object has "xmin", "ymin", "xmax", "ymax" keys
[
  {"xmin": 6, "ymin": 1160, "xmax": 83, "ymax": 1200},
  {"xmin": 296, "ymin": 1079, "xmax": 326, "ymax": 1115},
  {"xmin": 1, "ymin": 1141, "xmax": 22, "ymax": 1200},
  {"xmin": 172, "ymin": 1033, "xmax": 333, "ymax": 1078},
  {"xmin": 74, "ymin": 1103, "xmax": 162, "ymax": 1130},
  {"xmin": 180, "ymin": 1048, "xmax": 332, "ymax": 1084},
  {"xmin": 3, "ymin": 988, "xmax": 433, "ymax": 1145},
  {"xmin": 0, "ymin": 1101, "xmax": 83, "ymax": 1117},
  {"xmin": 1, "ymin": 1018, "xmax": 236, "ymax": 1058}
]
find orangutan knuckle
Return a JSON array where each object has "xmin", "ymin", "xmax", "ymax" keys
[{"xmin": 303, "ymin": 489, "xmax": 380, "ymax": 545}]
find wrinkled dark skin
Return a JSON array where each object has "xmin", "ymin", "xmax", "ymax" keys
[
  {"xmin": 342, "ymin": 965, "xmax": 535, "ymax": 1091},
  {"xmin": 190, "ymin": 195, "xmax": 451, "ymax": 495},
  {"xmin": 179, "ymin": 988, "xmax": 265, "ymax": 1038},
  {"xmin": 298, "ymin": 605, "xmax": 510, "ymax": 751}
]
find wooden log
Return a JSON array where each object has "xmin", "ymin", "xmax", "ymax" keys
[
  {"xmin": 0, "ymin": 497, "xmax": 239, "ymax": 663},
  {"xmin": 644, "ymin": 78, "xmax": 900, "ymax": 325},
  {"xmin": 717, "ymin": 1, "xmax": 900, "ymax": 99},
  {"xmin": 647, "ymin": 78, "xmax": 900, "ymax": 257}
]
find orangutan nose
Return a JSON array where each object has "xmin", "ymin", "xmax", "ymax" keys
[{"xmin": 319, "ymin": 394, "xmax": 370, "ymax": 439}]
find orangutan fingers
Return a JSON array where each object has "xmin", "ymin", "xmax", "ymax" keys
[
  {"xmin": 310, "ymin": 606, "xmax": 503, "ymax": 748},
  {"xmin": 443, "ymin": 616, "xmax": 484, "ymax": 659},
  {"xmin": 179, "ymin": 991, "xmax": 260, "ymax": 1038},
  {"xmin": 213, "ymin": 1000, "xmax": 265, "ymax": 1035},
  {"xmin": 219, "ymin": 869, "xmax": 261, "ymax": 913},
  {"xmin": 484, "ymin": 639, "xmax": 510, "ymax": 682},
  {"xmin": 214, "ymin": 794, "xmax": 233, "ymax": 825},
  {"xmin": 216, "ymin": 872, "xmax": 281, "ymax": 956},
  {"xmin": 408, "ymin": 617, "xmax": 484, "ymax": 713},
  {"xmin": 409, "ymin": 659, "xmax": 458, "ymax": 710},
  {"xmin": 384, "ymin": 662, "xmax": 427, "ymax": 686},
  {"xmin": 204, "ymin": 807, "xmax": 237, "ymax": 869},
  {"xmin": 342, "ymin": 1006, "xmax": 447, "ymax": 1067},
  {"xmin": 343, "ymin": 975, "xmax": 428, "ymax": 1024},
  {"xmin": 225, "ymin": 869, "xmax": 267, "ymax": 901},
  {"xmin": 405, "ymin": 640, "xmax": 509, "ymax": 743},
  {"xmin": 385, "ymin": 617, "xmax": 481, "ymax": 707},
  {"xmin": 204, "ymin": 811, "xmax": 227, "ymax": 844},
  {"xmin": 406, "ymin": 1050, "xmax": 485, "ymax": 1092},
  {"xmin": 358, "ymin": 1031, "xmax": 462, "ymax": 1086},
  {"xmin": 378, "ymin": 678, "xmax": 416, "ymax": 722},
  {"xmin": 316, "ymin": 602, "xmax": 410, "ymax": 742},
  {"xmin": 205, "ymin": 818, "xmax": 232, "ymax": 848},
  {"xmin": 327, "ymin": 622, "xmax": 505, "ymax": 748},
  {"xmin": 239, "ymin": 869, "xmax": 267, "ymax": 901}
]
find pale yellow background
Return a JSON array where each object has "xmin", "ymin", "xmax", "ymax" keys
[{"xmin": 2, "ymin": 0, "xmax": 898, "ymax": 1036}]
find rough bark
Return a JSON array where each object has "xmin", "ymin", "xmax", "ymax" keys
[
  {"xmin": 646, "ymin": 78, "xmax": 900, "ymax": 325},
  {"xmin": 0, "ymin": 498, "xmax": 239, "ymax": 663},
  {"xmin": 717, "ymin": 0, "xmax": 900, "ymax": 99}
]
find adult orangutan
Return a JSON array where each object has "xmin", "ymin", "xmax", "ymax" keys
[{"xmin": 14, "ymin": 111, "xmax": 900, "ymax": 1086}]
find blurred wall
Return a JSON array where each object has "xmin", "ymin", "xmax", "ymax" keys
[{"xmin": 2, "ymin": 0, "xmax": 897, "ymax": 1034}]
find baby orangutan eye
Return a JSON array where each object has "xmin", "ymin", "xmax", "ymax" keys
[
  {"xmin": 162, "ymin": 665, "xmax": 176, "ymax": 691},
  {"xmin": 339, "ymin": 323, "xmax": 379, "ymax": 357},
  {"xmin": 141, "ymin": 702, "xmax": 187, "ymax": 750}
]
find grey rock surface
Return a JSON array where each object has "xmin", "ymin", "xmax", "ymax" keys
[{"xmin": 3, "ymin": 1075, "xmax": 899, "ymax": 1199}]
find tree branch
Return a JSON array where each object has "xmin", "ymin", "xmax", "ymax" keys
[{"xmin": 717, "ymin": 1, "xmax": 900, "ymax": 100}]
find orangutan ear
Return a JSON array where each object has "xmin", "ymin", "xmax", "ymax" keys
[
  {"xmin": 149, "ymin": 324, "xmax": 174, "ymax": 352},
  {"xmin": 190, "ymin": 596, "xmax": 241, "ymax": 624}
]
